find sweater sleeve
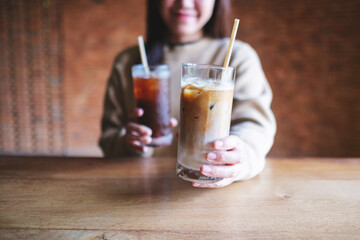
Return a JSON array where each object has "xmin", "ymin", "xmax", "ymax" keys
[
  {"xmin": 230, "ymin": 43, "xmax": 276, "ymax": 180},
  {"xmin": 98, "ymin": 64, "xmax": 127, "ymax": 157},
  {"xmin": 98, "ymin": 50, "xmax": 154, "ymax": 158}
]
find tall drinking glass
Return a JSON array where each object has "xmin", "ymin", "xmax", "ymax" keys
[
  {"xmin": 177, "ymin": 63, "xmax": 236, "ymax": 183},
  {"xmin": 131, "ymin": 64, "xmax": 173, "ymax": 146}
]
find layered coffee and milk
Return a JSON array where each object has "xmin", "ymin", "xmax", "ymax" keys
[{"xmin": 177, "ymin": 77, "xmax": 234, "ymax": 183}]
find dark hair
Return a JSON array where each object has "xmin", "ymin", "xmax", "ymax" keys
[{"xmin": 146, "ymin": 0, "xmax": 232, "ymax": 65}]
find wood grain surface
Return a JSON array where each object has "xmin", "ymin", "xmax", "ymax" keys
[{"xmin": 0, "ymin": 156, "xmax": 359, "ymax": 239}]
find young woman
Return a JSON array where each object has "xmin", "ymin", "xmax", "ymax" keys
[{"xmin": 99, "ymin": 0, "xmax": 276, "ymax": 188}]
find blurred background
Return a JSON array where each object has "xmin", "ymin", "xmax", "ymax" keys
[{"xmin": 0, "ymin": 0, "xmax": 359, "ymax": 157}]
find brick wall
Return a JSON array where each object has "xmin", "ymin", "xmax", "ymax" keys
[
  {"xmin": 0, "ymin": 0, "xmax": 65, "ymax": 155},
  {"xmin": 62, "ymin": 0, "xmax": 146, "ymax": 156},
  {"xmin": 1, "ymin": 0, "xmax": 359, "ymax": 157},
  {"xmin": 232, "ymin": 0, "xmax": 360, "ymax": 156}
]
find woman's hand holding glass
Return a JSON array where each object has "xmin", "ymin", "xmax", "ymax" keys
[
  {"xmin": 193, "ymin": 135, "xmax": 248, "ymax": 188},
  {"xmin": 125, "ymin": 108, "xmax": 178, "ymax": 153}
]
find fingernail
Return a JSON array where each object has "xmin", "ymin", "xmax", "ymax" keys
[
  {"xmin": 207, "ymin": 152, "xmax": 217, "ymax": 161},
  {"xmin": 193, "ymin": 183, "xmax": 200, "ymax": 187},
  {"xmin": 142, "ymin": 130, "xmax": 151, "ymax": 136},
  {"xmin": 215, "ymin": 141, "xmax": 223, "ymax": 148},
  {"xmin": 141, "ymin": 136, "xmax": 152, "ymax": 144},
  {"xmin": 202, "ymin": 165, "xmax": 211, "ymax": 173}
]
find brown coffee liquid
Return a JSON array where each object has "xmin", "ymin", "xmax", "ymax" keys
[{"xmin": 133, "ymin": 77, "xmax": 171, "ymax": 138}]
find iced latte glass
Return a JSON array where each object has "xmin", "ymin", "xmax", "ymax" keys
[
  {"xmin": 131, "ymin": 64, "xmax": 173, "ymax": 146},
  {"xmin": 177, "ymin": 63, "xmax": 235, "ymax": 184}
]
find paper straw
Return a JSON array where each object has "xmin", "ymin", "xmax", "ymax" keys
[
  {"xmin": 223, "ymin": 19, "xmax": 240, "ymax": 68},
  {"xmin": 137, "ymin": 35, "xmax": 150, "ymax": 75}
]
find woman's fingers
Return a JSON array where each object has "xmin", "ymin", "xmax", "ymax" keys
[
  {"xmin": 124, "ymin": 133, "xmax": 150, "ymax": 153},
  {"xmin": 129, "ymin": 108, "xmax": 144, "ymax": 120},
  {"xmin": 125, "ymin": 133, "xmax": 152, "ymax": 145},
  {"xmin": 125, "ymin": 121, "xmax": 152, "ymax": 153},
  {"xmin": 200, "ymin": 163, "xmax": 242, "ymax": 179},
  {"xmin": 190, "ymin": 136, "xmax": 247, "ymax": 187},
  {"xmin": 207, "ymin": 135, "xmax": 246, "ymax": 165},
  {"xmin": 170, "ymin": 117, "xmax": 178, "ymax": 127},
  {"xmin": 192, "ymin": 178, "xmax": 234, "ymax": 188},
  {"xmin": 206, "ymin": 150, "xmax": 243, "ymax": 165},
  {"xmin": 129, "ymin": 140, "xmax": 149, "ymax": 153},
  {"xmin": 213, "ymin": 135, "xmax": 244, "ymax": 151},
  {"xmin": 126, "ymin": 111, "xmax": 177, "ymax": 152},
  {"xmin": 126, "ymin": 122, "xmax": 152, "ymax": 137}
]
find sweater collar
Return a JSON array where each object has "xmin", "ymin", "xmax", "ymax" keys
[{"xmin": 165, "ymin": 37, "xmax": 211, "ymax": 52}]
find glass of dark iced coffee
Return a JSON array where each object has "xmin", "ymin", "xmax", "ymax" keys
[
  {"xmin": 131, "ymin": 64, "xmax": 173, "ymax": 146},
  {"xmin": 177, "ymin": 63, "xmax": 235, "ymax": 184}
]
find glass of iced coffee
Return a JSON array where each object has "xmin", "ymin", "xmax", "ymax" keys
[
  {"xmin": 177, "ymin": 63, "xmax": 235, "ymax": 184},
  {"xmin": 131, "ymin": 64, "xmax": 173, "ymax": 146}
]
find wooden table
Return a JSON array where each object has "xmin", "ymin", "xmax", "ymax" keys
[{"xmin": 0, "ymin": 156, "xmax": 359, "ymax": 239}]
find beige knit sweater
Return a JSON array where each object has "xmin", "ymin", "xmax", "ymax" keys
[{"xmin": 99, "ymin": 37, "xmax": 276, "ymax": 180}]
